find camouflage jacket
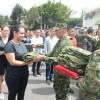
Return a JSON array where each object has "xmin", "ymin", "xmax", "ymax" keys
[
  {"xmin": 87, "ymin": 36, "xmax": 100, "ymax": 50},
  {"xmin": 44, "ymin": 36, "xmax": 73, "ymax": 65},
  {"xmin": 43, "ymin": 36, "xmax": 91, "ymax": 74},
  {"xmin": 75, "ymin": 49, "xmax": 100, "ymax": 99},
  {"xmin": 76, "ymin": 35, "xmax": 100, "ymax": 50},
  {"xmin": 75, "ymin": 35, "xmax": 84, "ymax": 48}
]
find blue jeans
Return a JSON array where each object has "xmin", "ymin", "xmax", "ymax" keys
[
  {"xmin": 41, "ymin": 48, "xmax": 44, "ymax": 65},
  {"xmin": 46, "ymin": 63, "xmax": 53, "ymax": 80}
]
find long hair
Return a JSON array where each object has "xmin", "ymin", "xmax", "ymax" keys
[{"xmin": 8, "ymin": 25, "xmax": 22, "ymax": 41}]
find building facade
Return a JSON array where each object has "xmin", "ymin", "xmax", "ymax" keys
[{"xmin": 83, "ymin": 7, "xmax": 100, "ymax": 31}]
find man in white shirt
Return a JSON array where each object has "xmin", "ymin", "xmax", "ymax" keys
[
  {"xmin": 31, "ymin": 29, "xmax": 43, "ymax": 77},
  {"xmin": 44, "ymin": 28, "xmax": 58, "ymax": 85}
]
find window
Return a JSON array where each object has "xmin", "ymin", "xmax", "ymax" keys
[
  {"xmin": 85, "ymin": 17, "xmax": 88, "ymax": 20},
  {"xmin": 89, "ymin": 15, "xmax": 93, "ymax": 19}
]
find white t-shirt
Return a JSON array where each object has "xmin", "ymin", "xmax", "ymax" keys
[
  {"xmin": 44, "ymin": 36, "xmax": 58, "ymax": 53},
  {"xmin": 31, "ymin": 36, "xmax": 43, "ymax": 52}
]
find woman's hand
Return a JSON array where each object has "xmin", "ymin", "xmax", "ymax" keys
[
  {"xmin": 0, "ymin": 53, "xmax": 4, "ymax": 55},
  {"xmin": 0, "ymin": 54, "xmax": 4, "ymax": 55},
  {"xmin": 26, "ymin": 60, "xmax": 36, "ymax": 65}
]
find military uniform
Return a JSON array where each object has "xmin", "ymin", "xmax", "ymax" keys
[
  {"xmin": 75, "ymin": 49, "xmax": 100, "ymax": 100},
  {"xmin": 43, "ymin": 35, "xmax": 91, "ymax": 100},
  {"xmin": 75, "ymin": 35, "xmax": 84, "ymax": 48},
  {"xmin": 86, "ymin": 36, "xmax": 100, "ymax": 50},
  {"xmin": 44, "ymin": 36, "xmax": 73, "ymax": 100},
  {"xmin": 76, "ymin": 35, "xmax": 100, "ymax": 50}
]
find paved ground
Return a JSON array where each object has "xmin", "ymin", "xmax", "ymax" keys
[{"xmin": 3, "ymin": 64, "xmax": 79, "ymax": 100}]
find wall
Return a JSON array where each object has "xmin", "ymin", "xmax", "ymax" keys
[{"xmin": 83, "ymin": 9, "xmax": 100, "ymax": 31}]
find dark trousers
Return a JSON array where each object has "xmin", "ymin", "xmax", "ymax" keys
[
  {"xmin": 6, "ymin": 76, "xmax": 28, "ymax": 100},
  {"xmin": 32, "ymin": 62, "xmax": 41, "ymax": 74},
  {"xmin": 46, "ymin": 63, "xmax": 53, "ymax": 80}
]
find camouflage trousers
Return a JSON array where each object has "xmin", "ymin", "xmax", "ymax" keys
[
  {"xmin": 54, "ymin": 72, "xmax": 70, "ymax": 100},
  {"xmin": 77, "ymin": 90, "xmax": 100, "ymax": 100}
]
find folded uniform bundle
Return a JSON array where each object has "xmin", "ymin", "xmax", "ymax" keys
[
  {"xmin": 36, "ymin": 44, "xmax": 44, "ymax": 48},
  {"xmin": 23, "ymin": 50, "xmax": 43, "ymax": 63},
  {"xmin": 54, "ymin": 47, "xmax": 92, "ymax": 78},
  {"xmin": 65, "ymin": 46, "xmax": 92, "ymax": 63},
  {"xmin": 0, "ymin": 51, "xmax": 4, "ymax": 54},
  {"xmin": 58, "ymin": 46, "xmax": 92, "ymax": 75},
  {"xmin": 54, "ymin": 65, "xmax": 80, "ymax": 80}
]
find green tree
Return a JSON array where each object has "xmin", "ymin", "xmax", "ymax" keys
[
  {"xmin": 22, "ymin": 6, "xmax": 40, "ymax": 29},
  {"xmin": 0, "ymin": 15, "xmax": 10, "ymax": 26},
  {"xmin": 10, "ymin": 4, "xmax": 23, "ymax": 25},
  {"xmin": 38, "ymin": 1, "xmax": 73, "ymax": 23},
  {"xmin": 68, "ymin": 17, "xmax": 82, "ymax": 27},
  {"xmin": 22, "ymin": 1, "xmax": 73, "ymax": 29}
]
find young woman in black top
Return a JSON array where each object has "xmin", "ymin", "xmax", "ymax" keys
[
  {"xmin": 4, "ymin": 25, "xmax": 34, "ymax": 100},
  {"xmin": 0, "ymin": 25, "xmax": 9, "ymax": 100}
]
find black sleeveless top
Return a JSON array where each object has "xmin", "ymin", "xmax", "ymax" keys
[{"xmin": 0, "ymin": 36, "xmax": 8, "ymax": 65}]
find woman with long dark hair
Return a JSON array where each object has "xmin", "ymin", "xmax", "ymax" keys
[
  {"xmin": 0, "ymin": 25, "xmax": 9, "ymax": 100},
  {"xmin": 4, "ymin": 25, "xmax": 34, "ymax": 100}
]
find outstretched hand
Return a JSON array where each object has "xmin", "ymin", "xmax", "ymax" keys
[{"xmin": 33, "ymin": 54, "xmax": 44, "ymax": 62}]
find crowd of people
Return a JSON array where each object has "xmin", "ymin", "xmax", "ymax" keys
[{"xmin": 0, "ymin": 24, "xmax": 100, "ymax": 100}]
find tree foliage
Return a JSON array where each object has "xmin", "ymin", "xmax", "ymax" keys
[
  {"xmin": 22, "ymin": 1, "xmax": 73, "ymax": 29},
  {"xmin": 68, "ymin": 17, "xmax": 82, "ymax": 27},
  {"xmin": 0, "ymin": 15, "xmax": 10, "ymax": 27},
  {"xmin": 1, "ymin": 1, "xmax": 80, "ymax": 29},
  {"xmin": 22, "ymin": 6, "xmax": 40, "ymax": 29},
  {"xmin": 10, "ymin": 4, "xmax": 23, "ymax": 25},
  {"xmin": 38, "ymin": 1, "xmax": 73, "ymax": 23}
]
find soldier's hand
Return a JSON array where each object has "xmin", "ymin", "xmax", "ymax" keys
[{"xmin": 33, "ymin": 54, "xmax": 44, "ymax": 62}]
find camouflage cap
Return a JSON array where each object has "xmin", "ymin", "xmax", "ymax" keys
[{"xmin": 53, "ymin": 23, "xmax": 67, "ymax": 30}]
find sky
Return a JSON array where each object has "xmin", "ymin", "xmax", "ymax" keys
[{"xmin": 0, "ymin": 0, "xmax": 100, "ymax": 17}]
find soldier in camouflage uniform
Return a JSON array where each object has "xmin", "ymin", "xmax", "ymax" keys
[
  {"xmin": 33, "ymin": 24, "xmax": 73, "ymax": 100},
  {"xmin": 74, "ymin": 49, "xmax": 100, "ymax": 100},
  {"xmin": 32, "ymin": 24, "xmax": 92, "ymax": 100},
  {"xmin": 76, "ymin": 29, "xmax": 100, "ymax": 50},
  {"xmin": 74, "ymin": 29, "xmax": 100, "ymax": 100}
]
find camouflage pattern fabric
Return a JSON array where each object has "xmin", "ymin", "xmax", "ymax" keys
[
  {"xmin": 23, "ymin": 50, "xmax": 43, "ymax": 63},
  {"xmin": 44, "ymin": 45, "xmax": 92, "ymax": 75},
  {"xmin": 86, "ymin": 36, "xmax": 100, "ymax": 50},
  {"xmin": 0, "ymin": 51, "xmax": 4, "ymax": 54},
  {"xmin": 75, "ymin": 35, "xmax": 84, "ymax": 48},
  {"xmin": 44, "ymin": 36, "xmax": 73, "ymax": 100},
  {"xmin": 35, "ymin": 44, "xmax": 44, "ymax": 48},
  {"xmin": 59, "ymin": 46, "xmax": 92, "ymax": 75},
  {"xmin": 74, "ymin": 49, "xmax": 100, "ymax": 100},
  {"xmin": 43, "ymin": 36, "xmax": 92, "ymax": 100},
  {"xmin": 76, "ymin": 35, "xmax": 100, "ymax": 50},
  {"xmin": 54, "ymin": 72, "xmax": 70, "ymax": 100}
]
